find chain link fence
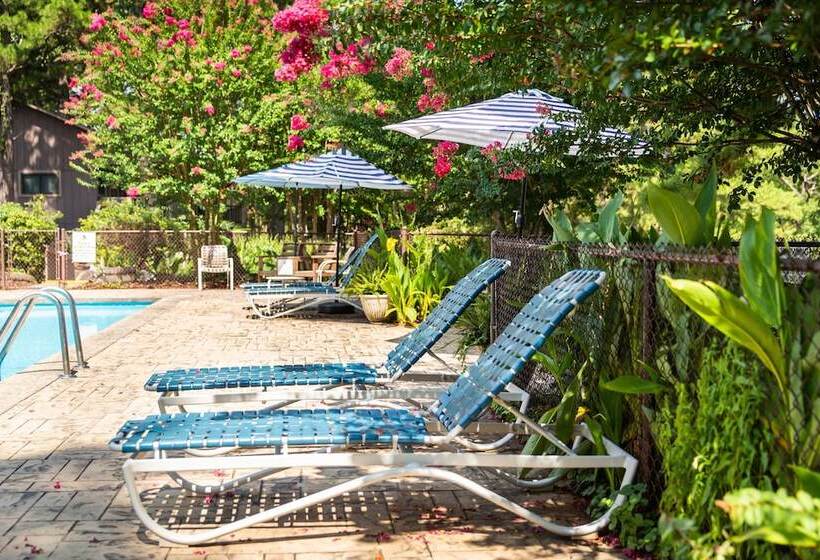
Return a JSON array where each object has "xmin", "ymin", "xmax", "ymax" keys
[
  {"xmin": 0, "ymin": 229, "xmax": 367, "ymax": 288},
  {"xmin": 490, "ymin": 232, "xmax": 820, "ymax": 496}
]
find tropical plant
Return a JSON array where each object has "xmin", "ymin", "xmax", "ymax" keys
[
  {"xmin": 646, "ymin": 164, "xmax": 731, "ymax": 247},
  {"xmin": 346, "ymin": 262, "xmax": 387, "ymax": 295},
  {"xmin": 544, "ymin": 191, "xmax": 628, "ymax": 244},
  {"xmin": 148, "ymin": 247, "xmax": 194, "ymax": 279},
  {"xmin": 663, "ymin": 208, "xmax": 819, "ymax": 470}
]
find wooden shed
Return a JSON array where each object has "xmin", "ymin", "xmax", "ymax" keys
[{"xmin": 1, "ymin": 104, "xmax": 97, "ymax": 228}]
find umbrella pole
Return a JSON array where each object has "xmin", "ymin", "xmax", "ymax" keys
[
  {"xmin": 515, "ymin": 178, "xmax": 527, "ymax": 237},
  {"xmin": 334, "ymin": 185, "xmax": 343, "ymax": 286}
]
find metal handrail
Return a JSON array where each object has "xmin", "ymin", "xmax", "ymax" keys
[{"xmin": 0, "ymin": 288, "xmax": 86, "ymax": 377}]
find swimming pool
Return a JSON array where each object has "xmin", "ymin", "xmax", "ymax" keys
[{"xmin": 0, "ymin": 300, "xmax": 152, "ymax": 380}]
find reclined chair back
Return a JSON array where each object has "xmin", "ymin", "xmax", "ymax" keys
[
  {"xmin": 431, "ymin": 269, "xmax": 605, "ymax": 431},
  {"xmin": 384, "ymin": 258, "xmax": 510, "ymax": 376},
  {"xmin": 334, "ymin": 233, "xmax": 380, "ymax": 288}
]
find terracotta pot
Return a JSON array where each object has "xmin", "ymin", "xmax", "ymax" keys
[{"xmin": 360, "ymin": 294, "xmax": 390, "ymax": 322}]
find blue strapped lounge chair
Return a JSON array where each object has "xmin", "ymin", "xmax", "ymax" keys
[
  {"xmin": 241, "ymin": 234, "xmax": 379, "ymax": 319},
  {"xmin": 149, "ymin": 258, "xmax": 511, "ymax": 415},
  {"xmin": 111, "ymin": 269, "xmax": 638, "ymax": 545}
]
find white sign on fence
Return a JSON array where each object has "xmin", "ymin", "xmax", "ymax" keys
[{"xmin": 71, "ymin": 231, "xmax": 97, "ymax": 263}]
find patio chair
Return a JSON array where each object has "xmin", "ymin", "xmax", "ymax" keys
[
  {"xmin": 110, "ymin": 269, "xmax": 638, "ymax": 545},
  {"xmin": 197, "ymin": 245, "xmax": 234, "ymax": 290},
  {"xmin": 239, "ymin": 234, "xmax": 379, "ymax": 318},
  {"xmin": 148, "ymin": 258, "xmax": 511, "ymax": 418}
]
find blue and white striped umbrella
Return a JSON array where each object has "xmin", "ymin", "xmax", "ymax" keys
[
  {"xmin": 384, "ymin": 89, "xmax": 648, "ymax": 156},
  {"xmin": 234, "ymin": 148, "xmax": 410, "ymax": 191}
]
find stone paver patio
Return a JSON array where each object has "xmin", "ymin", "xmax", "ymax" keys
[{"xmin": 0, "ymin": 290, "xmax": 624, "ymax": 559}]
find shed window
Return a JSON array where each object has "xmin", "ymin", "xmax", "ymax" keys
[{"xmin": 21, "ymin": 172, "xmax": 59, "ymax": 195}]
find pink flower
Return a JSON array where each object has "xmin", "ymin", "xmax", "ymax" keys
[
  {"xmin": 404, "ymin": 202, "xmax": 417, "ymax": 213},
  {"xmin": 384, "ymin": 47, "xmax": 413, "ymax": 80},
  {"xmin": 433, "ymin": 141, "xmax": 459, "ymax": 158},
  {"xmin": 242, "ymin": 44, "xmax": 253, "ymax": 54},
  {"xmin": 142, "ymin": 2, "xmax": 158, "ymax": 19},
  {"xmin": 536, "ymin": 103, "xmax": 552, "ymax": 116},
  {"xmin": 425, "ymin": 41, "xmax": 435, "ymax": 50},
  {"xmin": 105, "ymin": 115, "xmax": 119, "ymax": 129},
  {"xmin": 469, "ymin": 51, "xmax": 495, "ymax": 64},
  {"xmin": 177, "ymin": 19, "xmax": 190, "ymax": 30},
  {"xmin": 93, "ymin": 149, "xmax": 104, "ymax": 158},
  {"xmin": 416, "ymin": 94, "xmax": 431, "ymax": 112},
  {"xmin": 429, "ymin": 93, "xmax": 448, "ymax": 112},
  {"xmin": 433, "ymin": 156, "xmax": 452, "ymax": 178},
  {"xmin": 191, "ymin": 166, "xmax": 204, "ymax": 176},
  {"xmin": 286, "ymin": 134, "xmax": 304, "ymax": 151},
  {"xmin": 89, "ymin": 13, "xmax": 107, "ymax": 32},
  {"xmin": 165, "ymin": 16, "xmax": 177, "ymax": 26},
  {"xmin": 499, "ymin": 167, "xmax": 526, "ymax": 181},
  {"xmin": 290, "ymin": 114, "xmax": 310, "ymax": 131},
  {"xmin": 126, "ymin": 187, "xmax": 139, "ymax": 199},
  {"xmin": 163, "ymin": 6, "xmax": 173, "ymax": 16},
  {"xmin": 230, "ymin": 48, "xmax": 241, "ymax": 58},
  {"xmin": 481, "ymin": 141, "xmax": 503, "ymax": 162},
  {"xmin": 67, "ymin": 76, "xmax": 79, "ymax": 89},
  {"xmin": 213, "ymin": 60, "xmax": 226, "ymax": 71},
  {"xmin": 231, "ymin": 68, "xmax": 242, "ymax": 78},
  {"xmin": 203, "ymin": 103, "xmax": 215, "ymax": 116},
  {"xmin": 374, "ymin": 102, "xmax": 388, "ymax": 118},
  {"xmin": 420, "ymin": 67, "xmax": 434, "ymax": 78},
  {"xmin": 275, "ymin": 65, "xmax": 299, "ymax": 82},
  {"xmin": 272, "ymin": 0, "xmax": 329, "ymax": 34}
]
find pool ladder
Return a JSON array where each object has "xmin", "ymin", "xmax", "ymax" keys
[{"xmin": 0, "ymin": 287, "xmax": 87, "ymax": 377}]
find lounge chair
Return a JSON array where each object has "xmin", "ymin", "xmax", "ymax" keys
[
  {"xmin": 240, "ymin": 233, "xmax": 378, "ymax": 291},
  {"xmin": 241, "ymin": 233, "xmax": 379, "ymax": 319},
  {"xmin": 148, "ymin": 258, "xmax": 511, "ymax": 416},
  {"xmin": 110, "ymin": 269, "xmax": 638, "ymax": 544}
]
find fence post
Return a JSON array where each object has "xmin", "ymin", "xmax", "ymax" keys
[
  {"xmin": 0, "ymin": 229, "xmax": 5, "ymax": 290},
  {"xmin": 489, "ymin": 230, "xmax": 498, "ymax": 342}
]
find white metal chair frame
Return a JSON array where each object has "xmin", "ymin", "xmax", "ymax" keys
[
  {"xmin": 198, "ymin": 245, "xmax": 234, "ymax": 290},
  {"xmin": 118, "ymin": 388, "xmax": 637, "ymax": 545}
]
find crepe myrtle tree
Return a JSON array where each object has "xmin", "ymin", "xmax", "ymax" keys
[
  {"xmin": 329, "ymin": 0, "xmax": 820, "ymax": 205},
  {"xmin": 64, "ymin": 0, "xmax": 297, "ymax": 238}
]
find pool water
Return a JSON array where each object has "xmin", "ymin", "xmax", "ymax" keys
[{"xmin": 0, "ymin": 300, "xmax": 152, "ymax": 379}]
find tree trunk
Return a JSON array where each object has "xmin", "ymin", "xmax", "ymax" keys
[{"xmin": 0, "ymin": 72, "xmax": 13, "ymax": 201}]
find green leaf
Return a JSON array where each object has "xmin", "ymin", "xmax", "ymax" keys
[
  {"xmin": 791, "ymin": 466, "xmax": 820, "ymax": 499},
  {"xmin": 694, "ymin": 164, "xmax": 717, "ymax": 240},
  {"xmin": 575, "ymin": 223, "xmax": 602, "ymax": 243},
  {"xmin": 600, "ymin": 375, "xmax": 667, "ymax": 394},
  {"xmin": 647, "ymin": 185, "xmax": 704, "ymax": 246},
  {"xmin": 545, "ymin": 209, "xmax": 575, "ymax": 242},
  {"xmin": 739, "ymin": 208, "xmax": 786, "ymax": 329},
  {"xmin": 596, "ymin": 191, "xmax": 624, "ymax": 243},
  {"xmin": 662, "ymin": 276, "xmax": 787, "ymax": 391}
]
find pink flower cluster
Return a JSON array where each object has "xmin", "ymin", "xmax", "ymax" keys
[
  {"xmin": 191, "ymin": 166, "xmax": 204, "ymax": 176},
  {"xmin": 480, "ymin": 141, "xmax": 502, "ymax": 162},
  {"xmin": 469, "ymin": 51, "xmax": 495, "ymax": 64},
  {"xmin": 272, "ymin": 0, "xmax": 328, "ymax": 34},
  {"xmin": 203, "ymin": 103, "xmax": 215, "ymax": 116},
  {"xmin": 318, "ymin": 40, "xmax": 374, "ymax": 86},
  {"xmin": 432, "ymin": 141, "xmax": 458, "ymax": 178},
  {"xmin": 287, "ymin": 134, "xmax": 305, "ymax": 151},
  {"xmin": 89, "ymin": 13, "xmax": 107, "ymax": 32},
  {"xmin": 290, "ymin": 114, "xmax": 310, "ymax": 130},
  {"xmin": 498, "ymin": 167, "xmax": 526, "ymax": 181},
  {"xmin": 272, "ymin": 0, "xmax": 329, "ymax": 82},
  {"xmin": 384, "ymin": 47, "xmax": 413, "ymax": 80},
  {"xmin": 416, "ymin": 70, "xmax": 448, "ymax": 113},
  {"xmin": 126, "ymin": 187, "xmax": 140, "ymax": 199},
  {"xmin": 142, "ymin": 2, "xmax": 158, "ymax": 19},
  {"xmin": 105, "ymin": 115, "xmax": 119, "ymax": 129}
]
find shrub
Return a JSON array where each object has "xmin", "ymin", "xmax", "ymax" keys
[
  {"xmin": 78, "ymin": 199, "xmax": 183, "ymax": 231},
  {"xmin": 232, "ymin": 234, "xmax": 283, "ymax": 275},
  {"xmin": 0, "ymin": 196, "xmax": 61, "ymax": 280}
]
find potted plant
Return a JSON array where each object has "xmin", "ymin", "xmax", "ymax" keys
[{"xmin": 347, "ymin": 264, "xmax": 390, "ymax": 322}]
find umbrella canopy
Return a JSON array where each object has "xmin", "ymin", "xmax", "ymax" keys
[
  {"xmin": 383, "ymin": 88, "xmax": 648, "ymax": 155},
  {"xmin": 383, "ymin": 89, "xmax": 647, "ymax": 234},
  {"xmin": 235, "ymin": 148, "xmax": 410, "ymax": 191},
  {"xmin": 235, "ymin": 148, "xmax": 410, "ymax": 285}
]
